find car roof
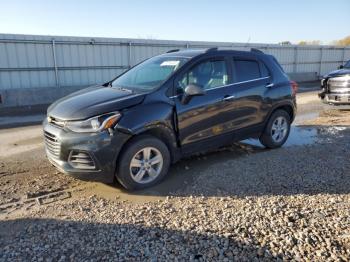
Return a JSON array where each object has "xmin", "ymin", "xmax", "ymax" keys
[
  {"xmin": 160, "ymin": 48, "xmax": 266, "ymax": 59},
  {"xmin": 159, "ymin": 49, "xmax": 206, "ymax": 58}
]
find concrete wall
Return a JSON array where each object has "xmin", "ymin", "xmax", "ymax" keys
[{"xmin": 1, "ymin": 33, "xmax": 349, "ymax": 108}]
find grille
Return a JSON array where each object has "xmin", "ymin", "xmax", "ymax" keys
[
  {"xmin": 328, "ymin": 76, "xmax": 350, "ymax": 93},
  {"xmin": 68, "ymin": 151, "xmax": 96, "ymax": 170},
  {"xmin": 44, "ymin": 131, "xmax": 60, "ymax": 158}
]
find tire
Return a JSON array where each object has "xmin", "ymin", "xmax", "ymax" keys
[
  {"xmin": 116, "ymin": 135, "xmax": 171, "ymax": 190},
  {"xmin": 259, "ymin": 110, "xmax": 291, "ymax": 149}
]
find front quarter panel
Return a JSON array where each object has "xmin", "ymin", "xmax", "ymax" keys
[{"xmin": 118, "ymin": 101, "xmax": 175, "ymax": 135}]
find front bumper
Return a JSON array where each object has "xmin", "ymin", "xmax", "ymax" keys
[
  {"xmin": 43, "ymin": 118, "xmax": 131, "ymax": 183},
  {"xmin": 320, "ymin": 92, "xmax": 350, "ymax": 105},
  {"xmin": 320, "ymin": 75, "xmax": 350, "ymax": 105}
]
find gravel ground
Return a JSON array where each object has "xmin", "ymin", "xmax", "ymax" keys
[
  {"xmin": 1, "ymin": 194, "xmax": 350, "ymax": 261},
  {"xmin": 1, "ymin": 93, "xmax": 350, "ymax": 261}
]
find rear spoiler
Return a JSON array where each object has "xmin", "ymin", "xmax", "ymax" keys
[{"xmin": 250, "ymin": 48, "xmax": 264, "ymax": 54}]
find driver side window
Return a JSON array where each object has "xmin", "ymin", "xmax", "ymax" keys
[{"xmin": 177, "ymin": 60, "xmax": 228, "ymax": 92}]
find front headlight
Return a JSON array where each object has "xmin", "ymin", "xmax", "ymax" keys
[{"xmin": 65, "ymin": 112, "xmax": 121, "ymax": 133}]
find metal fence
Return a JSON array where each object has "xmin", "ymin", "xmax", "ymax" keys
[{"xmin": 1, "ymin": 33, "xmax": 350, "ymax": 90}]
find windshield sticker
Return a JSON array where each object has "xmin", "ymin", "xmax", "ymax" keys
[{"xmin": 160, "ymin": 61, "xmax": 180, "ymax": 67}]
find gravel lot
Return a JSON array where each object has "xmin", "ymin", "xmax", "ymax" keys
[{"xmin": 1, "ymin": 90, "xmax": 350, "ymax": 261}]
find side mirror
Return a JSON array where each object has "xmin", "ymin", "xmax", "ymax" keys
[
  {"xmin": 338, "ymin": 65, "xmax": 344, "ymax": 69},
  {"xmin": 181, "ymin": 84, "xmax": 205, "ymax": 104}
]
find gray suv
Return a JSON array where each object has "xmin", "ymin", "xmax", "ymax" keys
[{"xmin": 43, "ymin": 48, "xmax": 297, "ymax": 190}]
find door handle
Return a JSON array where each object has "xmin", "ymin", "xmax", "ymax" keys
[
  {"xmin": 265, "ymin": 83, "xmax": 274, "ymax": 88},
  {"xmin": 222, "ymin": 95, "xmax": 235, "ymax": 101}
]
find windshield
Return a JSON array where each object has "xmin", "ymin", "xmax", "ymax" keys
[
  {"xmin": 344, "ymin": 60, "xmax": 350, "ymax": 68},
  {"xmin": 112, "ymin": 56, "xmax": 189, "ymax": 91}
]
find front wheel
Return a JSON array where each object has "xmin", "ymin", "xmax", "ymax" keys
[
  {"xmin": 116, "ymin": 135, "xmax": 171, "ymax": 190},
  {"xmin": 259, "ymin": 110, "xmax": 291, "ymax": 149}
]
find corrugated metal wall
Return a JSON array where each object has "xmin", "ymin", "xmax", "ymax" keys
[{"xmin": 1, "ymin": 33, "xmax": 349, "ymax": 90}]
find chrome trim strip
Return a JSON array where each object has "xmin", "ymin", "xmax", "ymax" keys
[
  {"xmin": 169, "ymin": 76, "xmax": 270, "ymax": 99},
  {"xmin": 222, "ymin": 95, "xmax": 236, "ymax": 101}
]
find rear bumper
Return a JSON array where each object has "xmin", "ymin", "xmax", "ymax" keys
[{"xmin": 43, "ymin": 118, "xmax": 131, "ymax": 184}]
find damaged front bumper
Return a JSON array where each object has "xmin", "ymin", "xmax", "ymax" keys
[
  {"xmin": 43, "ymin": 118, "xmax": 131, "ymax": 184},
  {"xmin": 319, "ymin": 92, "xmax": 350, "ymax": 104}
]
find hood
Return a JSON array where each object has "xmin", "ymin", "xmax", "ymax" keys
[
  {"xmin": 324, "ymin": 68, "xmax": 350, "ymax": 78},
  {"xmin": 48, "ymin": 85, "xmax": 145, "ymax": 120}
]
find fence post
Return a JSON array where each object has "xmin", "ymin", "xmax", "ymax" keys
[
  {"xmin": 51, "ymin": 39, "xmax": 59, "ymax": 87},
  {"xmin": 319, "ymin": 47, "xmax": 323, "ymax": 77},
  {"xmin": 293, "ymin": 46, "xmax": 298, "ymax": 73},
  {"xmin": 128, "ymin": 42, "xmax": 132, "ymax": 68},
  {"xmin": 342, "ymin": 47, "xmax": 346, "ymax": 65}
]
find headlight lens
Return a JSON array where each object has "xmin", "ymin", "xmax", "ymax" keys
[{"xmin": 65, "ymin": 112, "xmax": 121, "ymax": 133}]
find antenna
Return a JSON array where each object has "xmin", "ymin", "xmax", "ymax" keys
[{"xmin": 246, "ymin": 36, "xmax": 251, "ymax": 46}]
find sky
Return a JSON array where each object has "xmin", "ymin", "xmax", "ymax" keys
[{"xmin": 0, "ymin": 0, "xmax": 349, "ymax": 44}]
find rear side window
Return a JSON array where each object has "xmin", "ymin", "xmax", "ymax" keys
[
  {"xmin": 260, "ymin": 62, "xmax": 270, "ymax": 77},
  {"xmin": 234, "ymin": 59, "xmax": 261, "ymax": 82}
]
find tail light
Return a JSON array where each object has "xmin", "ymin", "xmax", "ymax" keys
[{"xmin": 290, "ymin": 81, "xmax": 298, "ymax": 96}]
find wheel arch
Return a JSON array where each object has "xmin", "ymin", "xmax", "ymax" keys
[
  {"xmin": 260, "ymin": 102, "xmax": 295, "ymax": 137},
  {"xmin": 116, "ymin": 124, "xmax": 180, "ymax": 170},
  {"xmin": 259, "ymin": 103, "xmax": 294, "ymax": 148},
  {"xmin": 266, "ymin": 102, "xmax": 295, "ymax": 124}
]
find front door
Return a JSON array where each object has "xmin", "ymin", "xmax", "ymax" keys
[{"xmin": 174, "ymin": 58, "xmax": 236, "ymax": 153}]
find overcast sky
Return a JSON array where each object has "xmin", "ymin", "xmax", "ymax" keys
[{"xmin": 0, "ymin": 0, "xmax": 349, "ymax": 44}]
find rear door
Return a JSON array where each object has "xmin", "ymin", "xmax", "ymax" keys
[{"xmin": 228, "ymin": 56, "xmax": 272, "ymax": 130}]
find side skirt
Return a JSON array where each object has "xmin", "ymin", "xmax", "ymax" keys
[{"xmin": 179, "ymin": 124, "xmax": 264, "ymax": 157}]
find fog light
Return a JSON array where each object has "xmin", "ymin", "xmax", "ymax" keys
[{"xmin": 68, "ymin": 150, "xmax": 96, "ymax": 170}]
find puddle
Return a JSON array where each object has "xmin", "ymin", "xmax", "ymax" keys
[
  {"xmin": 285, "ymin": 127, "xmax": 318, "ymax": 146},
  {"xmin": 242, "ymin": 126, "xmax": 318, "ymax": 148},
  {"xmin": 320, "ymin": 126, "xmax": 347, "ymax": 137}
]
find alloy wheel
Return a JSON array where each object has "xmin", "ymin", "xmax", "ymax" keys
[
  {"xmin": 129, "ymin": 147, "xmax": 164, "ymax": 184},
  {"xmin": 271, "ymin": 116, "xmax": 288, "ymax": 143}
]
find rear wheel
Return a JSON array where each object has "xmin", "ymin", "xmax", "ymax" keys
[
  {"xmin": 116, "ymin": 135, "xmax": 171, "ymax": 190},
  {"xmin": 260, "ymin": 110, "xmax": 291, "ymax": 149}
]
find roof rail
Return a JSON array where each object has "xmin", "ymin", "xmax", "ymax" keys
[
  {"xmin": 205, "ymin": 47, "xmax": 218, "ymax": 53},
  {"xmin": 166, "ymin": 49, "xmax": 180, "ymax": 53},
  {"xmin": 250, "ymin": 48, "xmax": 264, "ymax": 54}
]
